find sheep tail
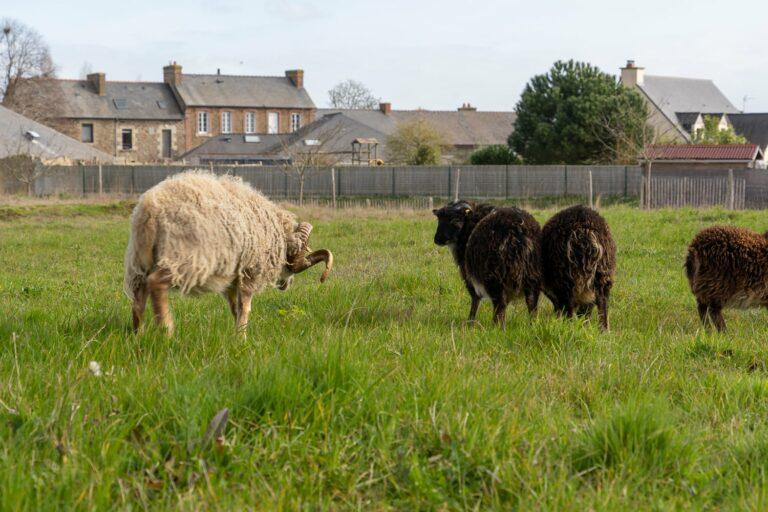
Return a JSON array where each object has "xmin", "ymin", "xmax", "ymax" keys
[
  {"xmin": 123, "ymin": 203, "xmax": 157, "ymax": 300},
  {"xmin": 567, "ymin": 228, "xmax": 603, "ymax": 285}
]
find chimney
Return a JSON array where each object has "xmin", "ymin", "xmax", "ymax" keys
[
  {"xmin": 285, "ymin": 69, "xmax": 304, "ymax": 88},
  {"xmin": 458, "ymin": 102, "xmax": 477, "ymax": 112},
  {"xmin": 379, "ymin": 102, "xmax": 392, "ymax": 115},
  {"xmin": 163, "ymin": 61, "xmax": 182, "ymax": 86},
  {"xmin": 620, "ymin": 59, "xmax": 644, "ymax": 87},
  {"xmin": 87, "ymin": 72, "xmax": 106, "ymax": 96}
]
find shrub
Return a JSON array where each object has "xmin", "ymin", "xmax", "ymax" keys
[{"xmin": 469, "ymin": 145, "xmax": 520, "ymax": 165}]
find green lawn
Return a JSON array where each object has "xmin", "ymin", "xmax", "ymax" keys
[{"xmin": 3, "ymin": 203, "xmax": 768, "ymax": 510}]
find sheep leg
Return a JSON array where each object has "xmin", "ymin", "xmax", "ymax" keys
[
  {"xmin": 709, "ymin": 303, "xmax": 726, "ymax": 332},
  {"xmin": 225, "ymin": 284, "xmax": 239, "ymax": 319},
  {"xmin": 147, "ymin": 269, "xmax": 174, "ymax": 336},
  {"xmin": 697, "ymin": 301, "xmax": 710, "ymax": 327},
  {"xmin": 131, "ymin": 281, "xmax": 148, "ymax": 333},
  {"xmin": 467, "ymin": 294, "xmax": 481, "ymax": 324},
  {"xmin": 576, "ymin": 304, "xmax": 594, "ymax": 317},
  {"xmin": 235, "ymin": 288, "xmax": 255, "ymax": 333},
  {"xmin": 524, "ymin": 285, "xmax": 540, "ymax": 316},
  {"xmin": 596, "ymin": 295, "xmax": 609, "ymax": 331},
  {"xmin": 492, "ymin": 299, "xmax": 507, "ymax": 329}
]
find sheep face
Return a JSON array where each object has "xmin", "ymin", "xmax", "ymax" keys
[{"xmin": 433, "ymin": 201, "xmax": 473, "ymax": 247}]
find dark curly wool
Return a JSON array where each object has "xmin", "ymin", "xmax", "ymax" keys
[
  {"xmin": 541, "ymin": 205, "xmax": 616, "ymax": 330},
  {"xmin": 433, "ymin": 200, "xmax": 542, "ymax": 327},
  {"xmin": 686, "ymin": 225, "xmax": 768, "ymax": 331}
]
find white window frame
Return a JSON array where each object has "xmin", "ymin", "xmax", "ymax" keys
[
  {"xmin": 267, "ymin": 112, "xmax": 279, "ymax": 134},
  {"xmin": 245, "ymin": 112, "xmax": 256, "ymax": 134},
  {"xmin": 197, "ymin": 111, "xmax": 209, "ymax": 135},
  {"xmin": 221, "ymin": 111, "xmax": 232, "ymax": 134},
  {"xmin": 290, "ymin": 112, "xmax": 302, "ymax": 132}
]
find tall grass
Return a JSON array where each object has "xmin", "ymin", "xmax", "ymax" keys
[{"xmin": 3, "ymin": 203, "xmax": 768, "ymax": 509}]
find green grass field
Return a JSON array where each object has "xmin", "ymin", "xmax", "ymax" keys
[{"xmin": 3, "ymin": 202, "xmax": 768, "ymax": 510}]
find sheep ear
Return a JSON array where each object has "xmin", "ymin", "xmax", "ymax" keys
[{"xmin": 432, "ymin": 209, "xmax": 439, "ymax": 216}]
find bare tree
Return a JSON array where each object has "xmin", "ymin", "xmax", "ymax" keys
[
  {"xmin": 0, "ymin": 18, "xmax": 63, "ymax": 123},
  {"xmin": 327, "ymin": 79, "xmax": 379, "ymax": 109},
  {"xmin": 79, "ymin": 61, "xmax": 93, "ymax": 79},
  {"xmin": 279, "ymin": 121, "xmax": 346, "ymax": 205},
  {"xmin": 594, "ymin": 97, "xmax": 679, "ymax": 209}
]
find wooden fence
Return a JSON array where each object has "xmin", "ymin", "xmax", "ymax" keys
[{"xmin": 645, "ymin": 172, "xmax": 746, "ymax": 209}]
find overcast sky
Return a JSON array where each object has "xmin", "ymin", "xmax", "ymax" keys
[{"xmin": 5, "ymin": 0, "xmax": 767, "ymax": 111}]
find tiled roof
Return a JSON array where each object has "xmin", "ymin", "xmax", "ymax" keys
[
  {"xmin": 55, "ymin": 80, "xmax": 183, "ymax": 120},
  {"xmin": 644, "ymin": 144, "xmax": 762, "ymax": 161},
  {"xmin": 174, "ymin": 74, "xmax": 315, "ymax": 109},
  {"xmin": 0, "ymin": 105, "xmax": 114, "ymax": 162}
]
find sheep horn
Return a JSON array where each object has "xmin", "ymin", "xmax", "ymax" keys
[
  {"xmin": 296, "ymin": 222, "xmax": 313, "ymax": 249},
  {"xmin": 289, "ymin": 249, "xmax": 333, "ymax": 282}
]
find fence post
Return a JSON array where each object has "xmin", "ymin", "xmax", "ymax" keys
[
  {"xmin": 428, "ymin": 196, "xmax": 433, "ymax": 210},
  {"xmin": 728, "ymin": 169, "xmax": 735, "ymax": 210},
  {"xmin": 98, "ymin": 163, "xmax": 103, "ymax": 196},
  {"xmin": 505, "ymin": 165, "xmax": 510, "ymax": 199},
  {"xmin": 624, "ymin": 166, "xmax": 628, "ymax": 198},
  {"xmin": 453, "ymin": 167, "xmax": 461, "ymax": 201},
  {"xmin": 640, "ymin": 175, "xmax": 646, "ymax": 209},
  {"xmin": 391, "ymin": 167, "xmax": 396, "ymax": 197},
  {"xmin": 81, "ymin": 166, "xmax": 86, "ymax": 197},
  {"xmin": 588, "ymin": 169, "xmax": 593, "ymax": 209},
  {"xmin": 331, "ymin": 168, "xmax": 337, "ymax": 208},
  {"xmin": 447, "ymin": 166, "xmax": 452, "ymax": 199},
  {"xmin": 564, "ymin": 165, "xmax": 568, "ymax": 197}
]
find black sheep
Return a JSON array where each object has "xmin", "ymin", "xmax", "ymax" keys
[
  {"xmin": 433, "ymin": 200, "xmax": 542, "ymax": 327},
  {"xmin": 541, "ymin": 205, "xmax": 616, "ymax": 330},
  {"xmin": 686, "ymin": 225, "xmax": 768, "ymax": 331}
]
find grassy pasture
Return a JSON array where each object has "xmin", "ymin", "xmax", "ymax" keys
[{"xmin": 2, "ymin": 203, "xmax": 768, "ymax": 510}]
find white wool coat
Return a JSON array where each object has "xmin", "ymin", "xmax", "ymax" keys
[{"xmin": 124, "ymin": 171, "xmax": 302, "ymax": 298}]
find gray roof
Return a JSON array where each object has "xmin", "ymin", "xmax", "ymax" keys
[
  {"xmin": 317, "ymin": 108, "xmax": 516, "ymax": 146},
  {"xmin": 638, "ymin": 75, "xmax": 740, "ymax": 136},
  {"xmin": 675, "ymin": 112, "xmax": 702, "ymax": 131},
  {"xmin": 173, "ymin": 74, "xmax": 315, "ymax": 109},
  {"xmin": 55, "ymin": 80, "xmax": 183, "ymax": 120},
  {"xmin": 728, "ymin": 113, "xmax": 768, "ymax": 151},
  {"xmin": 0, "ymin": 105, "xmax": 114, "ymax": 162},
  {"xmin": 180, "ymin": 133, "xmax": 290, "ymax": 163},
  {"xmin": 283, "ymin": 112, "xmax": 389, "ymax": 155}
]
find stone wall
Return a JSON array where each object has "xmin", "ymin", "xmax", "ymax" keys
[{"xmin": 53, "ymin": 119, "xmax": 185, "ymax": 163}]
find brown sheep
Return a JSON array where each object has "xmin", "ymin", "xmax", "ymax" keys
[
  {"xmin": 541, "ymin": 205, "xmax": 616, "ymax": 330},
  {"xmin": 433, "ymin": 200, "xmax": 542, "ymax": 327},
  {"xmin": 685, "ymin": 225, "xmax": 768, "ymax": 331}
]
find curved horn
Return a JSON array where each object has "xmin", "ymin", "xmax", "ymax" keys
[
  {"xmin": 289, "ymin": 249, "xmax": 333, "ymax": 282},
  {"xmin": 296, "ymin": 222, "xmax": 313, "ymax": 249}
]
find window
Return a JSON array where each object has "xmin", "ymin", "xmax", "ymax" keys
[
  {"xmin": 197, "ymin": 111, "xmax": 209, "ymax": 134},
  {"xmin": 113, "ymin": 98, "xmax": 128, "ymax": 110},
  {"xmin": 245, "ymin": 112, "xmax": 256, "ymax": 134},
  {"xmin": 121, "ymin": 129, "xmax": 133, "ymax": 150},
  {"xmin": 290, "ymin": 113, "xmax": 302, "ymax": 132},
  {"xmin": 81, "ymin": 123, "xmax": 94, "ymax": 143},
  {"xmin": 267, "ymin": 112, "xmax": 279, "ymax": 134},
  {"xmin": 221, "ymin": 111, "xmax": 232, "ymax": 134}
]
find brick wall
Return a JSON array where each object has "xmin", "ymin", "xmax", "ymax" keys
[
  {"xmin": 184, "ymin": 107, "xmax": 315, "ymax": 150},
  {"xmin": 53, "ymin": 119, "xmax": 185, "ymax": 163}
]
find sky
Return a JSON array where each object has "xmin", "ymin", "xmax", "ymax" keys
[{"xmin": 4, "ymin": 0, "xmax": 768, "ymax": 112}]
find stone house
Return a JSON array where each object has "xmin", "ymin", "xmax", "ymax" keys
[
  {"xmin": 162, "ymin": 63, "xmax": 316, "ymax": 151},
  {"xmin": 51, "ymin": 73, "xmax": 185, "ymax": 163}
]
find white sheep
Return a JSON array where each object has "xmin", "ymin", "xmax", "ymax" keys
[{"xmin": 123, "ymin": 171, "xmax": 332, "ymax": 335}]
